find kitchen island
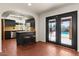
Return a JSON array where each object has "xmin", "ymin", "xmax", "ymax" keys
[{"xmin": 16, "ymin": 31, "xmax": 36, "ymax": 45}]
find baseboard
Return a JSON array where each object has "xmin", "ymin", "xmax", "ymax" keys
[
  {"xmin": 37, "ymin": 41, "xmax": 43, "ymax": 42},
  {"xmin": 77, "ymin": 49, "xmax": 79, "ymax": 52},
  {"xmin": 36, "ymin": 41, "xmax": 46, "ymax": 43}
]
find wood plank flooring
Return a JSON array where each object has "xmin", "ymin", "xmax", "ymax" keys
[{"xmin": 0, "ymin": 39, "xmax": 79, "ymax": 56}]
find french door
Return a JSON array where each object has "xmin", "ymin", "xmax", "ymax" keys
[
  {"xmin": 46, "ymin": 11, "xmax": 77, "ymax": 50},
  {"xmin": 48, "ymin": 19, "xmax": 56, "ymax": 42}
]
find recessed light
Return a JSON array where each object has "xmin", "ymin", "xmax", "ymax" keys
[{"xmin": 28, "ymin": 3, "xmax": 32, "ymax": 6}]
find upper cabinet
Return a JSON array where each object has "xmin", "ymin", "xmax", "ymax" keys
[
  {"xmin": 25, "ymin": 18, "xmax": 35, "ymax": 28},
  {"xmin": 25, "ymin": 18, "xmax": 35, "ymax": 32},
  {"xmin": 4, "ymin": 19, "xmax": 16, "ymax": 26}
]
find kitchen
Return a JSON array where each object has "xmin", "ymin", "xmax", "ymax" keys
[{"xmin": 2, "ymin": 14, "xmax": 36, "ymax": 47}]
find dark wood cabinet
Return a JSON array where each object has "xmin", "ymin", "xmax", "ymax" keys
[
  {"xmin": 25, "ymin": 18, "xmax": 35, "ymax": 28},
  {"xmin": 5, "ymin": 31, "xmax": 11, "ymax": 39},
  {"xmin": 5, "ymin": 19, "xmax": 15, "ymax": 26}
]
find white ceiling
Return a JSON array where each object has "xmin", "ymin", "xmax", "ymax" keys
[
  {"xmin": 0, "ymin": 3, "xmax": 66, "ymax": 14},
  {"xmin": 23, "ymin": 3, "xmax": 65, "ymax": 14}
]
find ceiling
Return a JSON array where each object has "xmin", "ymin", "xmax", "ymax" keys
[
  {"xmin": 0, "ymin": 3, "xmax": 66, "ymax": 14},
  {"xmin": 22, "ymin": 3, "xmax": 66, "ymax": 14}
]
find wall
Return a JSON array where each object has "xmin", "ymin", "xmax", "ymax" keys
[
  {"xmin": 0, "ymin": 16, "xmax": 2, "ymax": 52},
  {"xmin": 39, "ymin": 4, "xmax": 79, "ymax": 51},
  {"xmin": 0, "ymin": 5, "xmax": 40, "ymax": 52}
]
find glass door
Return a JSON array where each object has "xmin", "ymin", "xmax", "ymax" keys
[
  {"xmin": 48, "ymin": 19, "xmax": 56, "ymax": 42},
  {"xmin": 61, "ymin": 16, "xmax": 72, "ymax": 46}
]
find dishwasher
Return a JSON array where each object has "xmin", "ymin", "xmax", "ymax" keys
[{"xmin": 11, "ymin": 31, "xmax": 16, "ymax": 38}]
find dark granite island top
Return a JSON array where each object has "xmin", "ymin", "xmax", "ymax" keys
[{"xmin": 16, "ymin": 31, "xmax": 28, "ymax": 33}]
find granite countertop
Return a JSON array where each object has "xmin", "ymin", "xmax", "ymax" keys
[
  {"xmin": 5, "ymin": 30, "xmax": 24, "ymax": 31},
  {"xmin": 16, "ymin": 31, "xmax": 27, "ymax": 33},
  {"xmin": 16, "ymin": 31, "xmax": 35, "ymax": 34}
]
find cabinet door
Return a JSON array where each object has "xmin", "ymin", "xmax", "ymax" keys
[
  {"xmin": 5, "ymin": 19, "xmax": 15, "ymax": 26},
  {"xmin": 5, "ymin": 31, "xmax": 11, "ymax": 39}
]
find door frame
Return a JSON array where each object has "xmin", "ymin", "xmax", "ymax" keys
[{"xmin": 46, "ymin": 11, "xmax": 77, "ymax": 50}]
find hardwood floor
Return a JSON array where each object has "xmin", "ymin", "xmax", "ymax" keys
[{"xmin": 0, "ymin": 39, "xmax": 79, "ymax": 56}]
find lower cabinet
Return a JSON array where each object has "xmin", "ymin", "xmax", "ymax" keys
[
  {"xmin": 5, "ymin": 31, "xmax": 16, "ymax": 39},
  {"xmin": 5, "ymin": 31, "xmax": 11, "ymax": 39}
]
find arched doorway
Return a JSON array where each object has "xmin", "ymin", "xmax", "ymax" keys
[{"xmin": 1, "ymin": 10, "xmax": 36, "ymax": 55}]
